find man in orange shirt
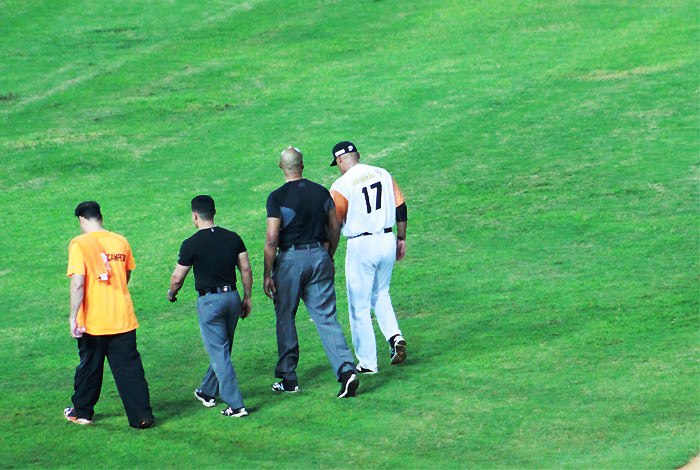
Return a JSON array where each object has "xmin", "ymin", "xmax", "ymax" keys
[{"xmin": 64, "ymin": 201, "xmax": 155, "ymax": 429}]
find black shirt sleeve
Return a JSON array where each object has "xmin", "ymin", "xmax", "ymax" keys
[
  {"xmin": 323, "ymin": 195, "xmax": 335, "ymax": 213},
  {"xmin": 266, "ymin": 192, "xmax": 281, "ymax": 218},
  {"xmin": 236, "ymin": 234, "xmax": 247, "ymax": 254},
  {"xmin": 178, "ymin": 239, "xmax": 194, "ymax": 266}
]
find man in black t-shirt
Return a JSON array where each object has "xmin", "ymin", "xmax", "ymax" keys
[
  {"xmin": 263, "ymin": 146, "xmax": 358, "ymax": 398},
  {"xmin": 168, "ymin": 195, "xmax": 253, "ymax": 417}
]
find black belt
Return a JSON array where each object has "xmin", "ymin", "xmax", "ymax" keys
[
  {"xmin": 198, "ymin": 285, "xmax": 235, "ymax": 297},
  {"xmin": 349, "ymin": 228, "xmax": 393, "ymax": 239},
  {"xmin": 279, "ymin": 241, "xmax": 322, "ymax": 252}
]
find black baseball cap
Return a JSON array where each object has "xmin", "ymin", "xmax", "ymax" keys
[{"xmin": 330, "ymin": 141, "xmax": 358, "ymax": 167}]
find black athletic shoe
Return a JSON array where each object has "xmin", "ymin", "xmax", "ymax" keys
[
  {"xmin": 222, "ymin": 406, "xmax": 248, "ymax": 417},
  {"xmin": 389, "ymin": 335, "xmax": 407, "ymax": 365},
  {"xmin": 357, "ymin": 366, "xmax": 378, "ymax": 375},
  {"xmin": 133, "ymin": 419, "xmax": 155, "ymax": 429},
  {"xmin": 337, "ymin": 371, "xmax": 359, "ymax": 398},
  {"xmin": 194, "ymin": 389, "xmax": 216, "ymax": 407},
  {"xmin": 271, "ymin": 380, "xmax": 300, "ymax": 393}
]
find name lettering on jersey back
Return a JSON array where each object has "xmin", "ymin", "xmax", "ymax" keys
[
  {"xmin": 105, "ymin": 253, "xmax": 127, "ymax": 262},
  {"xmin": 352, "ymin": 171, "xmax": 379, "ymax": 187}
]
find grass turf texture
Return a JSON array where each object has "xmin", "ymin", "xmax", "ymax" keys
[{"xmin": 0, "ymin": 0, "xmax": 698, "ymax": 467}]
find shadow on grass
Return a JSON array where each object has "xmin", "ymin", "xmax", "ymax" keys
[{"xmin": 151, "ymin": 394, "xmax": 200, "ymax": 425}]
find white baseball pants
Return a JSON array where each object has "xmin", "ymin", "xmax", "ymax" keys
[{"xmin": 345, "ymin": 231, "xmax": 401, "ymax": 371}]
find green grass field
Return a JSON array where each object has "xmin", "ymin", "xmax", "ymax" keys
[{"xmin": 1, "ymin": 0, "xmax": 698, "ymax": 468}]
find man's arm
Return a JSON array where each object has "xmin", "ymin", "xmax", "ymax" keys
[
  {"xmin": 237, "ymin": 251, "xmax": 253, "ymax": 318},
  {"xmin": 396, "ymin": 220, "xmax": 407, "ymax": 261},
  {"xmin": 69, "ymin": 274, "xmax": 86, "ymax": 338},
  {"xmin": 330, "ymin": 189, "xmax": 348, "ymax": 225},
  {"xmin": 168, "ymin": 264, "xmax": 192, "ymax": 302},
  {"xmin": 263, "ymin": 217, "xmax": 281, "ymax": 299},
  {"xmin": 327, "ymin": 208, "xmax": 340, "ymax": 260},
  {"xmin": 126, "ymin": 270, "xmax": 132, "ymax": 284},
  {"xmin": 394, "ymin": 178, "xmax": 408, "ymax": 261}
]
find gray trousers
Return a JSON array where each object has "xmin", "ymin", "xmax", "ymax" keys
[
  {"xmin": 273, "ymin": 246, "xmax": 356, "ymax": 382},
  {"xmin": 196, "ymin": 291, "xmax": 244, "ymax": 409}
]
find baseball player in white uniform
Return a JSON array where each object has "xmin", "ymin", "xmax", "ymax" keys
[{"xmin": 329, "ymin": 141, "xmax": 408, "ymax": 374}]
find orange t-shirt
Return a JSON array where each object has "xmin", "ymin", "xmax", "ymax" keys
[{"xmin": 67, "ymin": 231, "xmax": 139, "ymax": 335}]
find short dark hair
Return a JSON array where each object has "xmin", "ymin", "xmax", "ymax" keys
[
  {"xmin": 191, "ymin": 195, "xmax": 216, "ymax": 220},
  {"xmin": 74, "ymin": 201, "xmax": 102, "ymax": 220}
]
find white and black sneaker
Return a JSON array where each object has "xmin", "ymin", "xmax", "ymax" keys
[
  {"xmin": 222, "ymin": 406, "xmax": 248, "ymax": 417},
  {"xmin": 357, "ymin": 366, "xmax": 378, "ymax": 375},
  {"xmin": 271, "ymin": 380, "xmax": 300, "ymax": 393},
  {"xmin": 389, "ymin": 335, "xmax": 407, "ymax": 365},
  {"xmin": 64, "ymin": 407, "xmax": 93, "ymax": 425},
  {"xmin": 194, "ymin": 389, "xmax": 216, "ymax": 407},
  {"xmin": 337, "ymin": 371, "xmax": 359, "ymax": 398}
]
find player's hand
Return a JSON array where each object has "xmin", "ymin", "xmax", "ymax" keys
[
  {"xmin": 70, "ymin": 318, "xmax": 86, "ymax": 338},
  {"xmin": 396, "ymin": 239, "xmax": 406, "ymax": 261},
  {"xmin": 167, "ymin": 289, "xmax": 177, "ymax": 303},
  {"xmin": 241, "ymin": 296, "xmax": 252, "ymax": 319},
  {"xmin": 263, "ymin": 276, "xmax": 277, "ymax": 300}
]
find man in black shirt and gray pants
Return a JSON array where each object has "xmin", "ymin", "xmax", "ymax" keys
[
  {"xmin": 168, "ymin": 195, "xmax": 253, "ymax": 417},
  {"xmin": 264, "ymin": 146, "xmax": 358, "ymax": 398}
]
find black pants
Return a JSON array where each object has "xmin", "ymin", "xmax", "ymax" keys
[{"xmin": 71, "ymin": 329, "xmax": 154, "ymax": 427}]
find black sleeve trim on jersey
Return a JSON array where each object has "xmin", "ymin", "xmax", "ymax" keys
[{"xmin": 396, "ymin": 202, "xmax": 408, "ymax": 222}]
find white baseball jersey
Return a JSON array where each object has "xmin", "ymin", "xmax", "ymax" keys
[{"xmin": 330, "ymin": 163, "xmax": 403, "ymax": 238}]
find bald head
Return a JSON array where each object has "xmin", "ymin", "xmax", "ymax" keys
[{"xmin": 279, "ymin": 146, "xmax": 304, "ymax": 174}]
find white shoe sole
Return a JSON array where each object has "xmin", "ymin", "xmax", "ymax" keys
[
  {"xmin": 194, "ymin": 390, "xmax": 216, "ymax": 407},
  {"xmin": 222, "ymin": 408, "xmax": 249, "ymax": 417}
]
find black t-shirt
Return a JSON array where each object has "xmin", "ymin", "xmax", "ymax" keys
[
  {"xmin": 178, "ymin": 226, "xmax": 247, "ymax": 291},
  {"xmin": 266, "ymin": 178, "xmax": 334, "ymax": 248}
]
